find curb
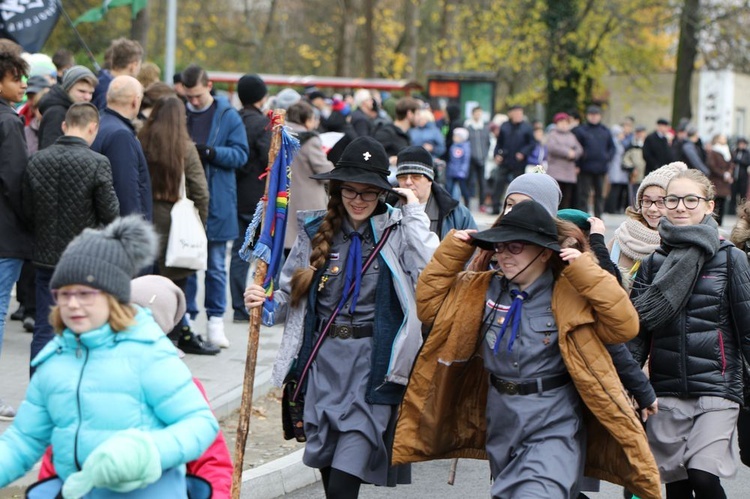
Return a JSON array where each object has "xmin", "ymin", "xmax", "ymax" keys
[{"xmin": 240, "ymin": 449, "xmax": 319, "ymax": 498}]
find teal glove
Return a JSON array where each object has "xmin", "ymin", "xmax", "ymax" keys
[{"xmin": 62, "ymin": 429, "xmax": 162, "ymax": 499}]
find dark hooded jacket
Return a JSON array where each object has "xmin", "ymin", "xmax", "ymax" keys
[
  {"xmin": 37, "ymin": 84, "xmax": 73, "ymax": 150},
  {"xmin": 0, "ymin": 98, "xmax": 31, "ymax": 258}
]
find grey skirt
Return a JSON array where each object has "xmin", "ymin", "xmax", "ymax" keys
[
  {"xmin": 647, "ymin": 395, "xmax": 740, "ymax": 483},
  {"xmin": 302, "ymin": 335, "xmax": 409, "ymax": 486}
]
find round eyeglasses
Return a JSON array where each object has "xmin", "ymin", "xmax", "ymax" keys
[
  {"xmin": 341, "ymin": 187, "xmax": 380, "ymax": 202},
  {"xmin": 663, "ymin": 195, "xmax": 711, "ymax": 210},
  {"xmin": 51, "ymin": 289, "xmax": 102, "ymax": 306},
  {"xmin": 493, "ymin": 242, "xmax": 526, "ymax": 254},
  {"xmin": 641, "ymin": 198, "xmax": 665, "ymax": 209}
]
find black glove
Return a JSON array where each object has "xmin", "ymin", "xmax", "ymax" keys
[{"xmin": 195, "ymin": 143, "xmax": 216, "ymax": 162}]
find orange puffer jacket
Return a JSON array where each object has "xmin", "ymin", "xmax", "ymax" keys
[{"xmin": 393, "ymin": 233, "xmax": 661, "ymax": 499}]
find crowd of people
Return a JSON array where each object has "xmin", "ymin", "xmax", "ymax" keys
[{"xmin": 2, "ymin": 34, "xmax": 750, "ymax": 499}]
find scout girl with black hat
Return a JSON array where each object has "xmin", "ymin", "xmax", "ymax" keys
[
  {"xmin": 245, "ymin": 136, "xmax": 439, "ymax": 498},
  {"xmin": 393, "ymin": 200, "xmax": 661, "ymax": 498}
]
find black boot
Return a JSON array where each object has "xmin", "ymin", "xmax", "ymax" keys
[
  {"xmin": 177, "ymin": 326, "xmax": 220, "ymax": 355},
  {"xmin": 10, "ymin": 305, "xmax": 25, "ymax": 321}
]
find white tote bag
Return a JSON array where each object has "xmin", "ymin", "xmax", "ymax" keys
[{"xmin": 165, "ymin": 174, "xmax": 208, "ymax": 270}]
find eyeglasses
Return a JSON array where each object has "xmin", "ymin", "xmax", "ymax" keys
[
  {"xmin": 493, "ymin": 242, "xmax": 526, "ymax": 254},
  {"xmin": 51, "ymin": 289, "xmax": 102, "ymax": 306},
  {"xmin": 397, "ymin": 174, "xmax": 427, "ymax": 182},
  {"xmin": 341, "ymin": 187, "xmax": 380, "ymax": 202},
  {"xmin": 663, "ymin": 195, "xmax": 711, "ymax": 210},
  {"xmin": 641, "ymin": 198, "xmax": 665, "ymax": 209}
]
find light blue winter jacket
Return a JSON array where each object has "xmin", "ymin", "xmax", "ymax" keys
[{"xmin": 0, "ymin": 307, "xmax": 218, "ymax": 492}]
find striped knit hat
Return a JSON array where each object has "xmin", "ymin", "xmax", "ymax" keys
[{"xmin": 396, "ymin": 146, "xmax": 435, "ymax": 181}]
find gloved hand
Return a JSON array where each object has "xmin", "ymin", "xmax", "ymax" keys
[
  {"xmin": 62, "ymin": 429, "xmax": 162, "ymax": 498},
  {"xmin": 195, "ymin": 143, "xmax": 216, "ymax": 162}
]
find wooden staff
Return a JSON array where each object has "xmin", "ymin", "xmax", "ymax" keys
[{"xmin": 231, "ymin": 110, "xmax": 286, "ymax": 499}]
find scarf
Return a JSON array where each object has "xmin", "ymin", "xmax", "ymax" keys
[
  {"xmin": 713, "ymin": 143, "xmax": 732, "ymax": 162},
  {"xmin": 613, "ymin": 218, "xmax": 662, "ymax": 262},
  {"xmin": 492, "ymin": 289, "xmax": 529, "ymax": 354},
  {"xmin": 633, "ymin": 215, "xmax": 720, "ymax": 329}
]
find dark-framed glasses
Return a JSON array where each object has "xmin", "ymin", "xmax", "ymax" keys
[
  {"xmin": 51, "ymin": 289, "xmax": 102, "ymax": 306},
  {"xmin": 341, "ymin": 187, "xmax": 380, "ymax": 202},
  {"xmin": 663, "ymin": 195, "xmax": 711, "ymax": 210},
  {"xmin": 494, "ymin": 241, "xmax": 526, "ymax": 254},
  {"xmin": 641, "ymin": 197, "xmax": 665, "ymax": 209}
]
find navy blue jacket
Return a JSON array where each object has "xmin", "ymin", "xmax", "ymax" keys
[
  {"xmin": 573, "ymin": 123, "xmax": 615, "ymax": 174},
  {"xmin": 92, "ymin": 109, "xmax": 153, "ymax": 220},
  {"xmin": 493, "ymin": 120, "xmax": 534, "ymax": 174},
  {"xmin": 194, "ymin": 96, "xmax": 249, "ymax": 241}
]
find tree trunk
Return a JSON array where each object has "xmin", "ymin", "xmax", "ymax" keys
[
  {"xmin": 672, "ymin": 0, "xmax": 701, "ymax": 125},
  {"xmin": 544, "ymin": 0, "xmax": 579, "ymax": 116},
  {"xmin": 131, "ymin": 4, "xmax": 149, "ymax": 57},
  {"xmin": 335, "ymin": 0, "xmax": 358, "ymax": 76},
  {"xmin": 258, "ymin": 0, "xmax": 278, "ymax": 70},
  {"xmin": 403, "ymin": 0, "xmax": 420, "ymax": 79},
  {"xmin": 363, "ymin": 0, "xmax": 377, "ymax": 77}
]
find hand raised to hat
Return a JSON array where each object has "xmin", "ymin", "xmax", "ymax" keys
[
  {"xmin": 560, "ymin": 247, "xmax": 582, "ymax": 263},
  {"xmin": 392, "ymin": 187, "xmax": 420, "ymax": 206},
  {"xmin": 452, "ymin": 229, "xmax": 477, "ymax": 243}
]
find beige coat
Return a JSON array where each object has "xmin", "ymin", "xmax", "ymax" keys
[
  {"xmin": 393, "ymin": 233, "xmax": 661, "ymax": 499},
  {"xmin": 284, "ymin": 122, "xmax": 334, "ymax": 249}
]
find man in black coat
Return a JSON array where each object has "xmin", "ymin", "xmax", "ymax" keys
[
  {"xmin": 573, "ymin": 105, "xmax": 615, "ymax": 217},
  {"xmin": 230, "ymin": 74, "xmax": 271, "ymax": 322},
  {"xmin": 642, "ymin": 118, "xmax": 675, "ymax": 176},
  {"xmin": 491, "ymin": 105, "xmax": 534, "ymax": 214},
  {"xmin": 373, "ymin": 96, "xmax": 420, "ymax": 165},
  {"xmin": 22, "ymin": 102, "xmax": 120, "ymax": 369},
  {"xmin": 732, "ymin": 138, "xmax": 750, "ymax": 212}
]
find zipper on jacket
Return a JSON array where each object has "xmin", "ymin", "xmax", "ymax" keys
[
  {"xmin": 73, "ymin": 340, "xmax": 90, "ymax": 471},
  {"xmin": 717, "ymin": 329, "xmax": 727, "ymax": 376},
  {"xmin": 681, "ymin": 315, "xmax": 688, "ymax": 394}
]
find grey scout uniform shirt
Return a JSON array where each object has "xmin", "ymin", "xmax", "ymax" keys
[
  {"xmin": 482, "ymin": 269, "xmax": 567, "ymax": 379},
  {"xmin": 315, "ymin": 219, "xmax": 378, "ymax": 325}
]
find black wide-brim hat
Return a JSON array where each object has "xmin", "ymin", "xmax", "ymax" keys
[
  {"xmin": 471, "ymin": 200, "xmax": 561, "ymax": 252},
  {"xmin": 310, "ymin": 136, "xmax": 394, "ymax": 192}
]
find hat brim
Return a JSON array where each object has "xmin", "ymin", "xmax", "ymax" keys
[
  {"xmin": 311, "ymin": 167, "xmax": 394, "ymax": 192},
  {"xmin": 471, "ymin": 226, "xmax": 561, "ymax": 252}
]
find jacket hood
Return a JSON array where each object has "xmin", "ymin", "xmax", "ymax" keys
[{"xmin": 39, "ymin": 85, "xmax": 72, "ymax": 115}]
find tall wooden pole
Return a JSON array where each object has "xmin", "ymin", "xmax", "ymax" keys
[{"xmin": 231, "ymin": 110, "xmax": 286, "ymax": 499}]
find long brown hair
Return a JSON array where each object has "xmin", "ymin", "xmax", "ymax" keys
[
  {"xmin": 290, "ymin": 181, "xmax": 346, "ymax": 306},
  {"xmin": 138, "ymin": 96, "xmax": 189, "ymax": 202}
]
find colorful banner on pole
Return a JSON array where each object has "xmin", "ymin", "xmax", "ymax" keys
[
  {"xmin": 0, "ymin": 0, "xmax": 60, "ymax": 53},
  {"xmin": 73, "ymin": 0, "xmax": 147, "ymax": 26}
]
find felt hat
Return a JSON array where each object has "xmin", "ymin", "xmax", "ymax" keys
[
  {"xmin": 50, "ymin": 216, "xmax": 158, "ymax": 303},
  {"xmin": 237, "ymin": 73, "xmax": 267, "ymax": 106},
  {"xmin": 396, "ymin": 146, "xmax": 434, "ymax": 181},
  {"xmin": 311, "ymin": 136, "xmax": 392, "ymax": 191},
  {"xmin": 505, "ymin": 172, "xmax": 562, "ymax": 216},
  {"xmin": 61, "ymin": 65, "xmax": 98, "ymax": 93},
  {"xmin": 472, "ymin": 200, "xmax": 560, "ymax": 252}
]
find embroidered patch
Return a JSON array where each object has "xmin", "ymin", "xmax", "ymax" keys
[
  {"xmin": 330, "ymin": 252, "xmax": 340, "ymax": 261},
  {"xmin": 486, "ymin": 299, "xmax": 510, "ymax": 312}
]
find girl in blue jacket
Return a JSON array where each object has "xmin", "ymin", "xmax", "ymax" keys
[{"xmin": 0, "ymin": 216, "xmax": 218, "ymax": 498}]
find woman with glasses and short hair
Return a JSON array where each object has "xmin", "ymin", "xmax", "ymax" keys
[
  {"xmin": 244, "ymin": 137, "xmax": 438, "ymax": 498},
  {"xmin": 629, "ymin": 168, "xmax": 750, "ymax": 499},
  {"xmin": 393, "ymin": 199, "xmax": 660, "ymax": 499},
  {"xmin": 608, "ymin": 162, "xmax": 687, "ymax": 290}
]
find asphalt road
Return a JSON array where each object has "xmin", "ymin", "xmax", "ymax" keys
[{"xmin": 286, "ymin": 457, "xmax": 750, "ymax": 498}]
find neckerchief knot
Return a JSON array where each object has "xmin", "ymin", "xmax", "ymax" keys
[
  {"xmin": 337, "ymin": 232, "xmax": 363, "ymax": 314},
  {"xmin": 493, "ymin": 289, "xmax": 529, "ymax": 355}
]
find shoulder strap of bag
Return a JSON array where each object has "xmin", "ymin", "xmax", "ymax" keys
[
  {"xmin": 179, "ymin": 173, "xmax": 187, "ymax": 200},
  {"xmin": 292, "ymin": 224, "xmax": 396, "ymax": 401}
]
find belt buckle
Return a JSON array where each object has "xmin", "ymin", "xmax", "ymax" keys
[
  {"xmin": 501, "ymin": 380, "xmax": 519, "ymax": 395},
  {"xmin": 337, "ymin": 325, "xmax": 352, "ymax": 339}
]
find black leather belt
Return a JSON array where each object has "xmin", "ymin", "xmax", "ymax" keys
[
  {"xmin": 318, "ymin": 320, "xmax": 374, "ymax": 339},
  {"xmin": 490, "ymin": 372, "xmax": 571, "ymax": 396}
]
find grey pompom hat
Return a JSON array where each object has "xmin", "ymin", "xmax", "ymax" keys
[{"xmin": 50, "ymin": 216, "xmax": 158, "ymax": 303}]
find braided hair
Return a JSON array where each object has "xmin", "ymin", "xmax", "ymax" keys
[{"xmin": 290, "ymin": 181, "xmax": 346, "ymax": 306}]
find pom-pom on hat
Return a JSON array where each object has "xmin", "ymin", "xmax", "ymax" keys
[
  {"xmin": 50, "ymin": 216, "xmax": 158, "ymax": 303},
  {"xmin": 505, "ymin": 172, "xmax": 562, "ymax": 216},
  {"xmin": 62, "ymin": 65, "xmax": 98, "ymax": 93},
  {"xmin": 311, "ymin": 136, "xmax": 393, "ymax": 191},
  {"xmin": 396, "ymin": 146, "xmax": 435, "ymax": 181},
  {"xmin": 237, "ymin": 73, "xmax": 267, "ymax": 106},
  {"xmin": 472, "ymin": 200, "xmax": 561, "ymax": 252},
  {"xmin": 635, "ymin": 162, "xmax": 688, "ymax": 209}
]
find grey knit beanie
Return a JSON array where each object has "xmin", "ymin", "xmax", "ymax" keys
[
  {"xmin": 50, "ymin": 216, "xmax": 158, "ymax": 303},
  {"xmin": 396, "ymin": 146, "xmax": 435, "ymax": 181},
  {"xmin": 635, "ymin": 161, "xmax": 688, "ymax": 209},
  {"xmin": 274, "ymin": 88, "xmax": 301, "ymax": 110},
  {"xmin": 130, "ymin": 276, "xmax": 186, "ymax": 333},
  {"xmin": 62, "ymin": 65, "xmax": 98, "ymax": 93},
  {"xmin": 505, "ymin": 172, "xmax": 562, "ymax": 216}
]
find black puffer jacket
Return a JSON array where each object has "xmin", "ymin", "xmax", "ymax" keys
[
  {"xmin": 22, "ymin": 136, "xmax": 120, "ymax": 268},
  {"xmin": 629, "ymin": 241, "xmax": 750, "ymax": 404}
]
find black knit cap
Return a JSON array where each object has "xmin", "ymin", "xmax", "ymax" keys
[
  {"xmin": 396, "ymin": 146, "xmax": 435, "ymax": 181},
  {"xmin": 237, "ymin": 73, "xmax": 267, "ymax": 106},
  {"xmin": 471, "ymin": 200, "xmax": 560, "ymax": 252},
  {"xmin": 311, "ymin": 136, "xmax": 393, "ymax": 191}
]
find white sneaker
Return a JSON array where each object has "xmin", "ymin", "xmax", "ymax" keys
[
  {"xmin": 0, "ymin": 398, "xmax": 16, "ymax": 421},
  {"xmin": 207, "ymin": 316, "xmax": 230, "ymax": 348}
]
